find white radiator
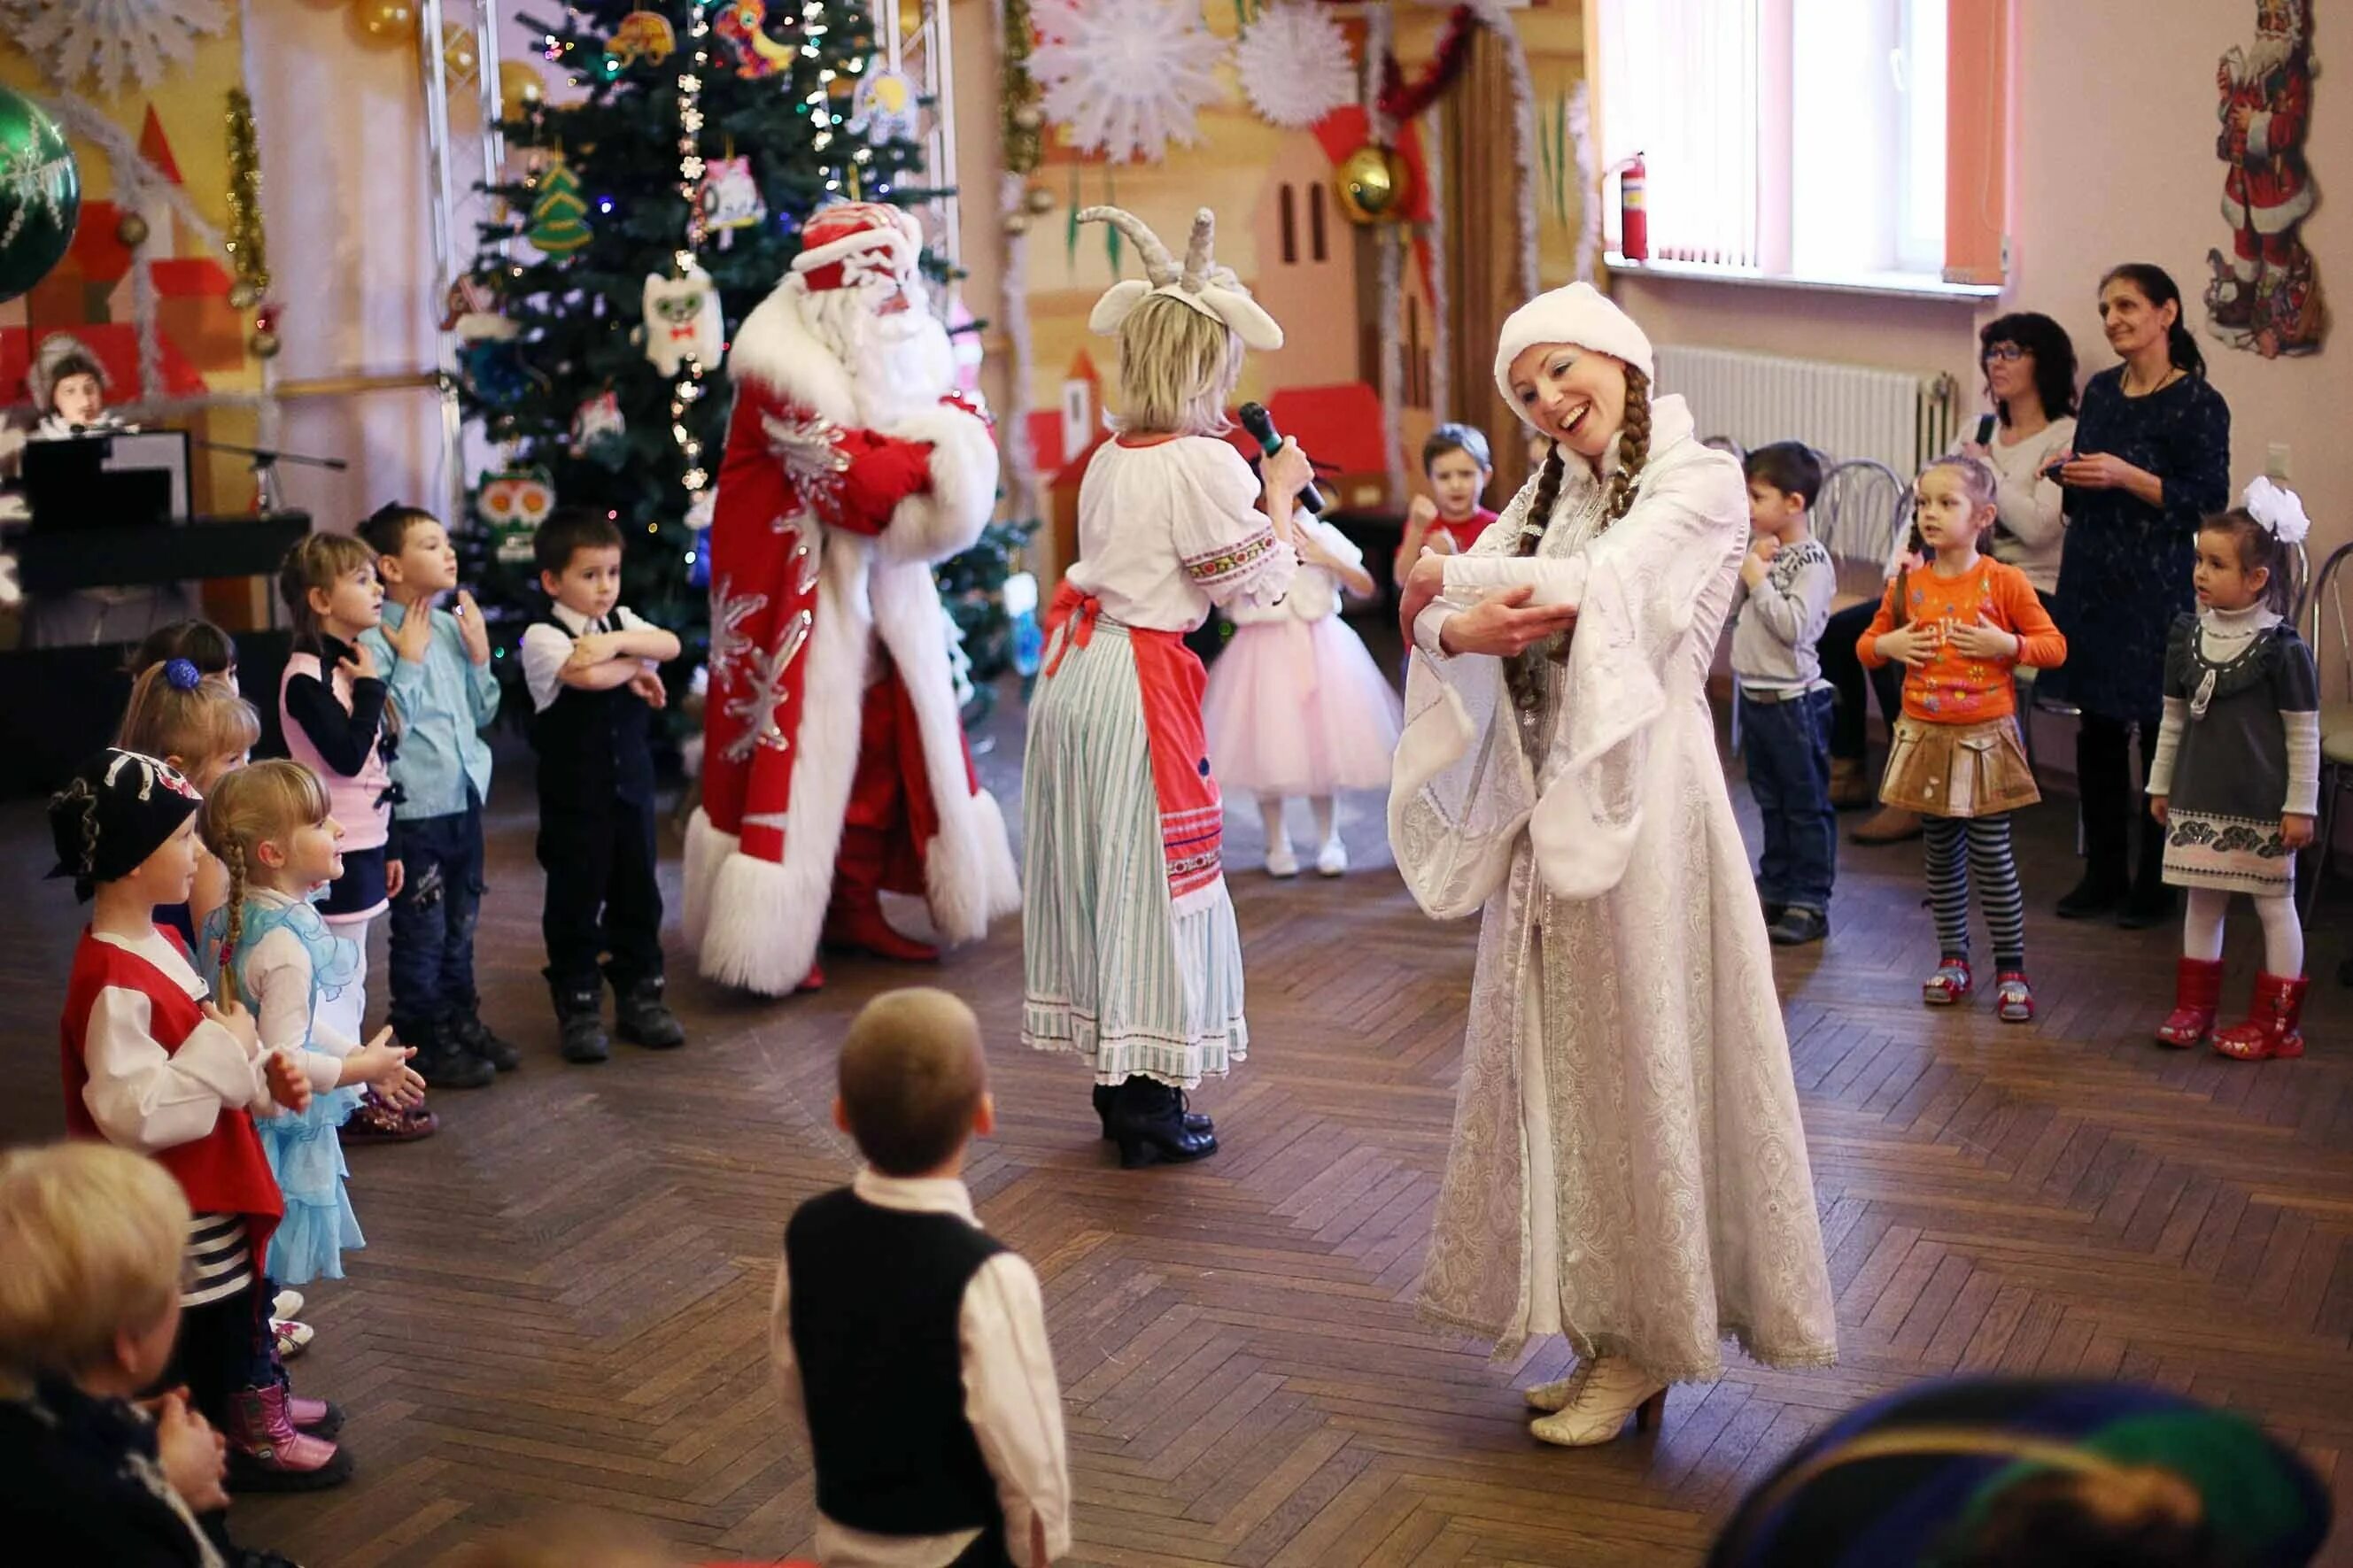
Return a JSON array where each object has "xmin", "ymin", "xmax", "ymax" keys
[{"xmin": 1655, "ymin": 345, "xmax": 1957, "ymax": 476}]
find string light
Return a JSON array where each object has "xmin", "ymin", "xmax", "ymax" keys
[{"xmin": 669, "ymin": 2, "xmax": 715, "ymax": 518}]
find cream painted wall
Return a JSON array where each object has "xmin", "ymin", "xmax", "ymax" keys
[{"xmin": 1622, "ymin": 0, "xmax": 2353, "ymax": 685}]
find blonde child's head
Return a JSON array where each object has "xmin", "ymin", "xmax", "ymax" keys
[
  {"xmin": 833, "ymin": 987, "xmax": 992, "ymax": 1178},
  {"xmin": 1113, "ymin": 294, "xmax": 1245, "ymax": 438},
  {"xmin": 117, "ymin": 659, "xmax": 261, "ymax": 793},
  {"xmin": 281, "ymin": 531, "xmax": 385, "ymax": 649},
  {"xmin": 0, "ymin": 1142, "xmax": 189, "ymax": 1391},
  {"xmin": 198, "ymin": 760, "xmax": 337, "ymax": 996}
]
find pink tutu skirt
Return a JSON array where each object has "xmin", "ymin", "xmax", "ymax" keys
[{"xmin": 1201, "ymin": 615, "xmax": 1403, "ymax": 797}]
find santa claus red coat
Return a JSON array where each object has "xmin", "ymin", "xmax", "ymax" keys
[{"xmin": 685, "ymin": 205, "xmax": 1018, "ymax": 995}]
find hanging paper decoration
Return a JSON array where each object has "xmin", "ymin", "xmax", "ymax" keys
[
  {"xmin": 2203, "ymin": 0, "xmax": 2326, "ymax": 358},
  {"xmin": 569, "ymin": 390, "xmax": 628, "ymax": 463},
  {"xmin": 0, "ymin": 0, "xmax": 229, "ymax": 97},
  {"xmin": 608, "ymin": 9, "xmax": 677, "ymax": 66},
  {"xmin": 849, "ymin": 68, "xmax": 920, "ymax": 143},
  {"xmin": 1031, "ymin": 0, "xmax": 1226, "ymax": 166},
  {"xmin": 476, "ymin": 467, "xmax": 557, "ymax": 565},
  {"xmin": 528, "ymin": 155, "xmax": 592, "ymax": 255},
  {"xmin": 1377, "ymin": 5, "xmax": 1481, "ymax": 125},
  {"xmin": 222, "ymin": 87, "xmax": 273, "ymax": 351},
  {"xmin": 641, "ymin": 264, "xmax": 724, "ymax": 376},
  {"xmin": 0, "ymin": 89, "xmax": 81, "ymax": 305},
  {"xmin": 699, "ymin": 155, "xmax": 765, "ymax": 248},
  {"xmin": 1234, "ymin": 2, "xmax": 1356, "ymax": 131},
  {"xmin": 713, "ymin": 0, "xmax": 793, "ymax": 80}
]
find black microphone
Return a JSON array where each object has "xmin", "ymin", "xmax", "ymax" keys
[
  {"xmin": 1236, "ymin": 401, "xmax": 1325, "ymax": 514},
  {"xmin": 1974, "ymin": 413, "xmax": 1996, "ymax": 445}
]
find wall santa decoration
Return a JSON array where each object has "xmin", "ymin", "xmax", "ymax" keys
[{"xmin": 2204, "ymin": 0, "xmax": 2327, "ymax": 357}]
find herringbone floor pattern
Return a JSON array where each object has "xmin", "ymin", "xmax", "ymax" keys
[{"xmin": 6, "ymin": 692, "xmax": 2352, "ymax": 1564}]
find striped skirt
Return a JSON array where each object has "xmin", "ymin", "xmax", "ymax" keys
[{"xmin": 1021, "ymin": 615, "xmax": 1249, "ymax": 1088}]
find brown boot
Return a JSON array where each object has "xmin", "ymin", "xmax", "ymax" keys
[
  {"xmin": 1827, "ymin": 757, "xmax": 1873, "ymax": 809},
  {"xmin": 1851, "ymin": 806, "xmax": 1923, "ymax": 845}
]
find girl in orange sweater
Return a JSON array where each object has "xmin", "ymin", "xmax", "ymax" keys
[{"xmin": 1860, "ymin": 456, "xmax": 2068, "ymax": 1020}]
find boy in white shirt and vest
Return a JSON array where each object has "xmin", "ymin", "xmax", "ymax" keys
[{"xmin": 772, "ymin": 989, "xmax": 1071, "ymax": 1567}]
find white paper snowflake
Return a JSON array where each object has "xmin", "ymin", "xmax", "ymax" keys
[
  {"xmin": 1233, "ymin": 2, "xmax": 1356, "ymax": 130},
  {"xmin": 0, "ymin": 0, "xmax": 230, "ymax": 97},
  {"xmin": 1031, "ymin": 0, "xmax": 1227, "ymax": 166}
]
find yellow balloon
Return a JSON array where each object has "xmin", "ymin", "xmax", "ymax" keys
[
  {"xmin": 499, "ymin": 60, "xmax": 546, "ymax": 119},
  {"xmin": 350, "ymin": 0, "xmax": 415, "ymax": 51},
  {"xmin": 1335, "ymin": 143, "xmax": 1411, "ymax": 225}
]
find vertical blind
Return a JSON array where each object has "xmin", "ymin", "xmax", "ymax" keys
[{"xmin": 1598, "ymin": 0, "xmax": 1761, "ymax": 267}]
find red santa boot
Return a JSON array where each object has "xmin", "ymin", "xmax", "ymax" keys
[
  {"xmin": 821, "ymin": 825, "xmax": 939, "ymax": 963},
  {"xmin": 2155, "ymin": 957, "xmax": 2226, "ymax": 1047},
  {"xmin": 2212, "ymin": 972, "xmax": 2308, "ymax": 1062}
]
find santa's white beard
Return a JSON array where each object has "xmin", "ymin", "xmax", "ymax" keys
[
  {"xmin": 801, "ymin": 283, "xmax": 955, "ymax": 429},
  {"xmin": 2242, "ymin": 31, "xmax": 2302, "ymax": 81}
]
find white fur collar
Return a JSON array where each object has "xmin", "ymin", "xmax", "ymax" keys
[{"xmin": 726, "ymin": 286, "xmax": 859, "ymax": 428}]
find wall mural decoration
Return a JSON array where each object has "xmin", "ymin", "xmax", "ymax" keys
[{"xmin": 2204, "ymin": 0, "xmax": 2326, "ymax": 358}]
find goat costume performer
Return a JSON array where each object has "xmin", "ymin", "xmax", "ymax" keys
[{"xmin": 685, "ymin": 203, "xmax": 1018, "ymax": 997}]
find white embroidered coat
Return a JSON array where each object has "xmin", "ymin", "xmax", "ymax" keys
[{"xmin": 1389, "ymin": 396, "xmax": 1838, "ymax": 1381}]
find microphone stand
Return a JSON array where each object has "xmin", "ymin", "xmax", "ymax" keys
[{"xmin": 188, "ymin": 436, "xmax": 347, "ymax": 515}]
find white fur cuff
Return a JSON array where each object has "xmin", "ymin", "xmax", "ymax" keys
[{"xmin": 877, "ymin": 401, "xmax": 1002, "ymax": 565}]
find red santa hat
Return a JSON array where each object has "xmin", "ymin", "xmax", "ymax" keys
[{"xmin": 790, "ymin": 201, "xmax": 923, "ymax": 293}]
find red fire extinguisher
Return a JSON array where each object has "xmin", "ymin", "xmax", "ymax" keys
[{"xmin": 1617, "ymin": 152, "xmax": 1648, "ymax": 261}]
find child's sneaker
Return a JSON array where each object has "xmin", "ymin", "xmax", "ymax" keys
[
  {"xmin": 341, "ymin": 1085, "xmax": 439, "ymax": 1143},
  {"xmin": 448, "ymin": 1010, "xmax": 522, "ymax": 1072},
  {"xmin": 271, "ymin": 1288, "xmax": 304, "ymax": 1320},
  {"xmin": 612, "ymin": 975, "xmax": 686, "ymax": 1051},
  {"xmin": 1265, "ymin": 839, "xmax": 1298, "ymax": 878},
  {"xmin": 226, "ymin": 1382, "xmax": 352, "ymax": 1491},
  {"xmin": 273, "ymin": 1318, "xmax": 313, "ymax": 1360},
  {"xmin": 1995, "ymin": 969, "xmax": 2035, "ymax": 1023},
  {"xmin": 406, "ymin": 1023, "xmax": 496, "ymax": 1090},
  {"xmin": 551, "ymin": 981, "xmax": 611, "ymax": 1065},
  {"xmin": 1922, "ymin": 957, "xmax": 1973, "ymax": 1005},
  {"xmin": 1768, "ymin": 906, "xmax": 1828, "ymax": 946}
]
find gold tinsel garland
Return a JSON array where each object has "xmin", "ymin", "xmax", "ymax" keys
[
  {"xmin": 1002, "ymin": 0, "xmax": 1042, "ymax": 177},
  {"xmin": 222, "ymin": 88, "xmax": 273, "ymax": 350}
]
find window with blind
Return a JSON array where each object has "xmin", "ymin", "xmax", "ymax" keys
[{"xmin": 1598, "ymin": 0, "xmax": 1983, "ymax": 287}]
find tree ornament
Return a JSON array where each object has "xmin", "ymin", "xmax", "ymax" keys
[
  {"xmin": 455, "ymin": 338, "xmax": 539, "ymax": 407},
  {"xmin": 247, "ymin": 328, "xmax": 282, "ymax": 359},
  {"xmin": 440, "ymin": 274, "xmax": 515, "ymax": 341},
  {"xmin": 569, "ymin": 390, "xmax": 629, "ymax": 464},
  {"xmin": 527, "ymin": 155, "xmax": 592, "ymax": 255},
  {"xmin": 497, "ymin": 60, "xmax": 544, "ymax": 120},
  {"xmin": 228, "ymin": 280, "xmax": 259, "ymax": 310},
  {"xmin": 1012, "ymin": 104, "xmax": 1045, "ymax": 133},
  {"xmin": 608, "ymin": 10, "xmax": 677, "ymax": 66},
  {"xmin": 849, "ymin": 68, "xmax": 920, "ymax": 143},
  {"xmin": 441, "ymin": 21, "xmax": 479, "ymax": 88},
  {"xmin": 115, "ymin": 211, "xmax": 150, "ymax": 248},
  {"xmin": 1031, "ymin": 0, "xmax": 1227, "ymax": 165},
  {"xmin": 1024, "ymin": 185, "xmax": 1054, "ymax": 216},
  {"xmin": 1004, "ymin": 209, "xmax": 1031, "ymax": 237},
  {"xmin": 1234, "ymin": 1, "xmax": 1356, "ymax": 130},
  {"xmin": 699, "ymin": 155, "xmax": 765, "ymax": 249},
  {"xmin": 0, "ymin": 89, "xmax": 81, "ymax": 305},
  {"xmin": 476, "ymin": 467, "xmax": 556, "ymax": 564},
  {"xmin": 641, "ymin": 264, "xmax": 724, "ymax": 375},
  {"xmin": 349, "ymin": 0, "xmax": 415, "ymax": 51},
  {"xmin": 1335, "ymin": 143, "xmax": 1412, "ymax": 225},
  {"xmin": 0, "ymin": 0, "xmax": 228, "ymax": 97},
  {"xmin": 713, "ymin": 0, "xmax": 793, "ymax": 79}
]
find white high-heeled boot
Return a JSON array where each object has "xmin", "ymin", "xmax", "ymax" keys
[
  {"xmin": 1528, "ymin": 1355, "xmax": 1668, "ymax": 1447},
  {"xmin": 1522, "ymin": 1362, "xmax": 1591, "ymax": 1413}
]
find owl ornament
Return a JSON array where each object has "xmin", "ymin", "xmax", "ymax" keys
[
  {"xmin": 700, "ymin": 157, "xmax": 765, "ymax": 251},
  {"xmin": 477, "ymin": 467, "xmax": 557, "ymax": 564},
  {"xmin": 642, "ymin": 265, "xmax": 724, "ymax": 376}
]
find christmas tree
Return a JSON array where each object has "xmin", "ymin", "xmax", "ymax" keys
[{"xmin": 455, "ymin": 0, "xmax": 948, "ymax": 722}]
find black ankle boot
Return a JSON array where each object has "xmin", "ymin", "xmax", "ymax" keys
[
  {"xmin": 1109, "ymin": 1076, "xmax": 1218, "ymax": 1169},
  {"xmin": 611, "ymin": 974, "xmax": 686, "ymax": 1050},
  {"xmin": 2117, "ymin": 814, "xmax": 2176, "ymax": 929},
  {"xmin": 405, "ymin": 1022, "xmax": 496, "ymax": 1089},
  {"xmin": 549, "ymin": 982, "xmax": 610, "ymax": 1064},
  {"xmin": 446, "ymin": 1010, "xmax": 521, "ymax": 1072},
  {"xmin": 1092, "ymin": 1082, "xmax": 1211, "ymax": 1141}
]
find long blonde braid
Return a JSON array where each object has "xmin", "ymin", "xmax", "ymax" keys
[{"xmin": 198, "ymin": 761, "xmax": 331, "ymax": 1003}]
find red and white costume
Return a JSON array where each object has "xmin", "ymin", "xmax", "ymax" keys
[
  {"xmin": 2207, "ymin": 0, "xmax": 2327, "ymax": 355},
  {"xmin": 685, "ymin": 204, "xmax": 1018, "ymax": 996}
]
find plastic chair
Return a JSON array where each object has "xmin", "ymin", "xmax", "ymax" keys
[
  {"xmin": 2300, "ymin": 540, "xmax": 2353, "ymax": 918},
  {"xmin": 1701, "ymin": 435, "xmax": 1746, "ymax": 460},
  {"xmin": 1815, "ymin": 460, "xmax": 1908, "ymax": 577}
]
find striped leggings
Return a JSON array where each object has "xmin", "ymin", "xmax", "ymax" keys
[{"xmin": 1924, "ymin": 813, "xmax": 2024, "ymax": 970}]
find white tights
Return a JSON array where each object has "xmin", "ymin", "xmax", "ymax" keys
[
  {"xmin": 1257, "ymin": 794, "xmax": 1336, "ymax": 852},
  {"xmin": 2182, "ymin": 888, "xmax": 2303, "ymax": 977}
]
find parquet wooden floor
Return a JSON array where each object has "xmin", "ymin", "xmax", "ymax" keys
[{"xmin": 5, "ymin": 686, "xmax": 2353, "ymax": 1565}]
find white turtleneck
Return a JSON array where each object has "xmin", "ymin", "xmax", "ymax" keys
[{"xmin": 2148, "ymin": 598, "xmax": 2319, "ymax": 817}]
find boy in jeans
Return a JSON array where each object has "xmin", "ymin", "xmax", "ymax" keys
[
  {"xmin": 517, "ymin": 509, "xmax": 686, "ymax": 1063},
  {"xmin": 1737, "ymin": 443, "xmax": 1838, "ymax": 946},
  {"xmin": 772, "ymin": 990, "xmax": 1070, "ymax": 1567},
  {"xmin": 357, "ymin": 504, "xmax": 512, "ymax": 1089}
]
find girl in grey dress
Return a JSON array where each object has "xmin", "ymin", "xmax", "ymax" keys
[{"xmin": 2148, "ymin": 482, "xmax": 2318, "ymax": 1061}]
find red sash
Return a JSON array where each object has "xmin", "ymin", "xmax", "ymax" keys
[{"xmin": 1046, "ymin": 582, "xmax": 1224, "ymax": 908}]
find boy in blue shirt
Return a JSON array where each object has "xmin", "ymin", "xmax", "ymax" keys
[{"xmin": 358, "ymin": 504, "xmax": 512, "ymax": 1089}]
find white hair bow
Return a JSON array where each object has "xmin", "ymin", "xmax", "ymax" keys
[{"xmin": 2241, "ymin": 475, "xmax": 2311, "ymax": 545}]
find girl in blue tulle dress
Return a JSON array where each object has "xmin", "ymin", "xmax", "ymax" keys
[{"xmin": 198, "ymin": 761, "xmax": 426, "ymax": 1284}]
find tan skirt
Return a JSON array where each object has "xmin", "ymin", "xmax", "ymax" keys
[{"xmin": 1879, "ymin": 714, "xmax": 2040, "ymax": 818}]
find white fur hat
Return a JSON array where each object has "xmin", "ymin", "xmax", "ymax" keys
[
  {"xmin": 26, "ymin": 331, "xmax": 107, "ymax": 414},
  {"xmin": 1491, "ymin": 282, "xmax": 1654, "ymax": 427},
  {"xmin": 1077, "ymin": 205, "xmax": 1282, "ymax": 352}
]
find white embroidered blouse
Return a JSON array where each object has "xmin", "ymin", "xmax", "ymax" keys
[{"xmin": 1062, "ymin": 436, "xmax": 1296, "ymax": 631}]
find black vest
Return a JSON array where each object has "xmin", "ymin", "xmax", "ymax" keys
[
  {"xmin": 529, "ymin": 614, "xmax": 655, "ymax": 809},
  {"xmin": 785, "ymin": 1188, "xmax": 1008, "ymax": 1539}
]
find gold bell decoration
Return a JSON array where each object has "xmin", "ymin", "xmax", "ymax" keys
[
  {"xmin": 1024, "ymin": 185, "xmax": 1054, "ymax": 216},
  {"xmin": 498, "ymin": 61, "xmax": 545, "ymax": 120},
  {"xmin": 1335, "ymin": 143, "xmax": 1412, "ymax": 225},
  {"xmin": 115, "ymin": 212, "xmax": 149, "ymax": 248},
  {"xmin": 1004, "ymin": 209, "xmax": 1032, "ymax": 237}
]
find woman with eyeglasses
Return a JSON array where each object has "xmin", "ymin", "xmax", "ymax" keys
[
  {"xmin": 2049, "ymin": 264, "xmax": 2233, "ymax": 927},
  {"xmin": 1827, "ymin": 313, "xmax": 2081, "ymax": 845}
]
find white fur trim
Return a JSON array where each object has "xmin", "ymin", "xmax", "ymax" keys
[
  {"xmin": 681, "ymin": 806, "xmax": 735, "ymax": 951},
  {"xmin": 725, "ymin": 284, "xmax": 859, "ymax": 427},
  {"xmin": 693, "ymin": 538, "xmax": 875, "ymax": 995},
  {"xmin": 869, "ymin": 560, "xmax": 1018, "ymax": 945},
  {"xmin": 876, "ymin": 401, "xmax": 1002, "ymax": 565},
  {"xmin": 2222, "ymin": 179, "xmax": 2317, "ymax": 235},
  {"xmin": 1493, "ymin": 282, "xmax": 1655, "ymax": 427},
  {"xmin": 791, "ymin": 228, "xmax": 917, "ymax": 280}
]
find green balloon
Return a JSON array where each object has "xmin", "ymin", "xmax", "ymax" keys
[{"xmin": 0, "ymin": 89, "xmax": 80, "ymax": 305}]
